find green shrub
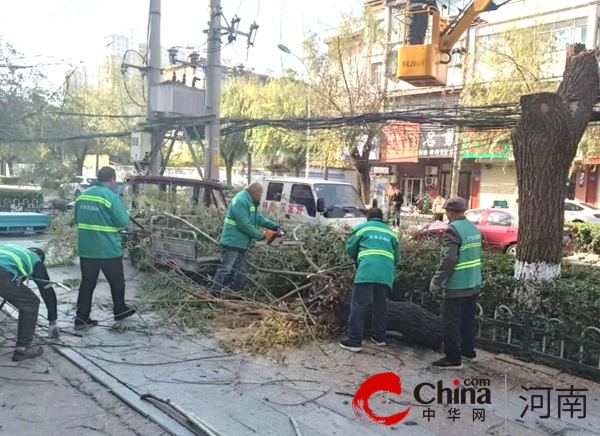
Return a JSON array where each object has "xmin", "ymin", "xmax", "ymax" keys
[
  {"xmin": 394, "ymin": 248, "xmax": 600, "ymax": 337},
  {"xmin": 567, "ymin": 221, "xmax": 600, "ymax": 254}
]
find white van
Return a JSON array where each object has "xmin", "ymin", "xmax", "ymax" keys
[{"xmin": 259, "ymin": 177, "xmax": 367, "ymax": 228}]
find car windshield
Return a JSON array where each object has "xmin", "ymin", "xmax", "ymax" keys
[
  {"xmin": 579, "ymin": 202, "xmax": 600, "ymax": 211},
  {"xmin": 314, "ymin": 183, "xmax": 366, "ymax": 211}
]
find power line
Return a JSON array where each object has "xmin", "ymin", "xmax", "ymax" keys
[
  {"xmin": 49, "ymin": 112, "xmax": 145, "ymax": 118},
  {"xmin": 49, "ymin": 0, "xmax": 100, "ymax": 30},
  {"xmin": 43, "ymin": 0, "xmax": 82, "ymax": 21}
]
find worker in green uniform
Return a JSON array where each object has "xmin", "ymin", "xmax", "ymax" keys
[
  {"xmin": 0, "ymin": 245, "xmax": 59, "ymax": 361},
  {"xmin": 340, "ymin": 208, "xmax": 400, "ymax": 353},
  {"xmin": 211, "ymin": 182, "xmax": 282, "ymax": 298},
  {"xmin": 74, "ymin": 166, "xmax": 135, "ymax": 329},
  {"xmin": 430, "ymin": 197, "xmax": 482, "ymax": 369}
]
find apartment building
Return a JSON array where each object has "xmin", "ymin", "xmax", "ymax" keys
[{"xmin": 367, "ymin": 0, "xmax": 599, "ymax": 208}]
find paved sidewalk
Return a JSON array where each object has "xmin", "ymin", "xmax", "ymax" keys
[
  {"xmin": 0, "ymin": 312, "xmax": 167, "ymax": 436},
  {"xmin": 3, "ymin": 238, "xmax": 600, "ymax": 436}
]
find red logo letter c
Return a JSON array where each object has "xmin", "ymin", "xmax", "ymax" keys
[{"xmin": 352, "ymin": 372, "xmax": 411, "ymax": 426}]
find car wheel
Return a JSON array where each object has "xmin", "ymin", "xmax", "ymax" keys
[{"xmin": 506, "ymin": 244, "xmax": 517, "ymax": 256}]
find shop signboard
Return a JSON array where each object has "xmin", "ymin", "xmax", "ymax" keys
[
  {"xmin": 380, "ymin": 122, "xmax": 420, "ymax": 163},
  {"xmin": 419, "ymin": 126, "xmax": 454, "ymax": 158}
]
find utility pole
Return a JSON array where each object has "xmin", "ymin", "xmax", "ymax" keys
[
  {"xmin": 204, "ymin": 0, "xmax": 222, "ymax": 181},
  {"xmin": 450, "ymin": 129, "xmax": 462, "ymax": 197},
  {"xmin": 147, "ymin": 0, "xmax": 162, "ymax": 175}
]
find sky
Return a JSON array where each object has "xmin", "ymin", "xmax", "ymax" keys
[{"xmin": 0, "ymin": 0, "xmax": 363, "ymax": 85}]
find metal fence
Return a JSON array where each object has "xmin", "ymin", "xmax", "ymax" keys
[
  {"xmin": 407, "ymin": 291, "xmax": 600, "ymax": 381},
  {"xmin": 0, "ymin": 198, "xmax": 64, "ymax": 219}
]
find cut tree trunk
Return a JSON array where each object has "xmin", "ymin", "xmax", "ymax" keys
[
  {"xmin": 511, "ymin": 44, "xmax": 600, "ymax": 281},
  {"xmin": 336, "ymin": 300, "xmax": 442, "ymax": 350}
]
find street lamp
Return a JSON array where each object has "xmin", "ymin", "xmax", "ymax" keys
[{"xmin": 277, "ymin": 44, "xmax": 311, "ymax": 179}]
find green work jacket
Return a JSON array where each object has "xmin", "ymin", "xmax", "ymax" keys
[
  {"xmin": 444, "ymin": 218, "xmax": 483, "ymax": 290},
  {"xmin": 74, "ymin": 183, "xmax": 130, "ymax": 259},
  {"xmin": 346, "ymin": 218, "xmax": 400, "ymax": 289},
  {"xmin": 219, "ymin": 189, "xmax": 278, "ymax": 250},
  {"xmin": 0, "ymin": 244, "xmax": 40, "ymax": 281}
]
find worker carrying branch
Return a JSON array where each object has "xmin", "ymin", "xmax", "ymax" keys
[
  {"xmin": 407, "ymin": 0, "xmax": 438, "ymax": 46},
  {"xmin": 0, "ymin": 245, "xmax": 58, "ymax": 361},
  {"xmin": 211, "ymin": 182, "xmax": 282, "ymax": 298}
]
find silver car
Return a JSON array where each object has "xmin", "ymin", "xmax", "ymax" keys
[{"xmin": 564, "ymin": 199, "xmax": 600, "ymax": 224}]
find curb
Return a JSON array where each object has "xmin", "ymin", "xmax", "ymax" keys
[{"xmin": 1, "ymin": 303, "xmax": 197, "ymax": 436}]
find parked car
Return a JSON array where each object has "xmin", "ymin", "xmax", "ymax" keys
[
  {"xmin": 58, "ymin": 176, "xmax": 97, "ymax": 199},
  {"xmin": 564, "ymin": 199, "xmax": 600, "ymax": 224},
  {"xmin": 414, "ymin": 208, "xmax": 575, "ymax": 256},
  {"xmin": 260, "ymin": 177, "xmax": 367, "ymax": 229}
]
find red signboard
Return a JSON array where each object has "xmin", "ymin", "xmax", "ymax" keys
[{"xmin": 380, "ymin": 122, "xmax": 420, "ymax": 163}]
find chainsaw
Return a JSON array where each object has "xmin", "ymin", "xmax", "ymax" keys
[{"xmin": 259, "ymin": 230, "xmax": 303, "ymax": 247}]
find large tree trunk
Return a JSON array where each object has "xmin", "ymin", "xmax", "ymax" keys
[
  {"xmin": 355, "ymin": 159, "xmax": 370, "ymax": 205},
  {"xmin": 225, "ymin": 157, "xmax": 234, "ymax": 187},
  {"xmin": 511, "ymin": 45, "xmax": 599, "ymax": 281},
  {"xmin": 336, "ymin": 300, "xmax": 442, "ymax": 350}
]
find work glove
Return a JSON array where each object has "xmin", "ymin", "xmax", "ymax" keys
[
  {"xmin": 48, "ymin": 320, "xmax": 60, "ymax": 340},
  {"xmin": 264, "ymin": 229, "xmax": 279, "ymax": 241},
  {"xmin": 429, "ymin": 281, "xmax": 441, "ymax": 292}
]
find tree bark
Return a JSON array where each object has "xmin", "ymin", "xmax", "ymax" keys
[
  {"xmin": 247, "ymin": 152, "xmax": 252, "ymax": 185},
  {"xmin": 225, "ymin": 156, "xmax": 234, "ymax": 187},
  {"xmin": 511, "ymin": 45, "xmax": 599, "ymax": 281},
  {"xmin": 355, "ymin": 158, "xmax": 371, "ymax": 205}
]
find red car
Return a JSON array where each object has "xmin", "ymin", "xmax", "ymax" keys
[{"xmin": 415, "ymin": 208, "xmax": 519, "ymax": 255}]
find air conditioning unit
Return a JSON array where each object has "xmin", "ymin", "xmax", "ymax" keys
[
  {"xmin": 425, "ymin": 166, "xmax": 438, "ymax": 176},
  {"xmin": 151, "ymin": 82, "xmax": 206, "ymax": 118},
  {"xmin": 425, "ymin": 176, "xmax": 438, "ymax": 186},
  {"xmin": 130, "ymin": 131, "xmax": 152, "ymax": 163}
]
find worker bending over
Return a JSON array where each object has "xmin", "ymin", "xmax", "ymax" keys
[
  {"xmin": 340, "ymin": 208, "xmax": 400, "ymax": 352},
  {"xmin": 0, "ymin": 245, "xmax": 58, "ymax": 361},
  {"xmin": 211, "ymin": 182, "xmax": 281, "ymax": 298},
  {"xmin": 430, "ymin": 197, "xmax": 482, "ymax": 369},
  {"xmin": 74, "ymin": 166, "xmax": 135, "ymax": 329}
]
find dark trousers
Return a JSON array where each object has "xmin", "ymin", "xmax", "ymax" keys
[
  {"xmin": 442, "ymin": 294, "xmax": 478, "ymax": 361},
  {"xmin": 0, "ymin": 269, "xmax": 39, "ymax": 348},
  {"xmin": 347, "ymin": 283, "xmax": 389, "ymax": 345},
  {"xmin": 434, "ymin": 213, "xmax": 444, "ymax": 222},
  {"xmin": 77, "ymin": 257, "xmax": 127, "ymax": 321},
  {"xmin": 211, "ymin": 248, "xmax": 248, "ymax": 295}
]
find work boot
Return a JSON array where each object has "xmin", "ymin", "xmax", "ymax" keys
[
  {"xmin": 461, "ymin": 351, "xmax": 478, "ymax": 363},
  {"xmin": 431, "ymin": 357, "xmax": 462, "ymax": 370},
  {"xmin": 114, "ymin": 306, "xmax": 136, "ymax": 322},
  {"xmin": 12, "ymin": 345, "xmax": 43, "ymax": 362},
  {"xmin": 371, "ymin": 337, "xmax": 387, "ymax": 347},
  {"xmin": 74, "ymin": 318, "xmax": 99, "ymax": 330}
]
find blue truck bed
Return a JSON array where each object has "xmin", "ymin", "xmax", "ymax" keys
[{"xmin": 0, "ymin": 212, "xmax": 50, "ymax": 235}]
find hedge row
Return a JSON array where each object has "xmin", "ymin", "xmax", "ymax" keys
[
  {"xmin": 393, "ymin": 249, "xmax": 600, "ymax": 337},
  {"xmin": 567, "ymin": 222, "xmax": 600, "ymax": 254}
]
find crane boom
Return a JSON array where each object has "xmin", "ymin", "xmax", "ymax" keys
[
  {"xmin": 440, "ymin": 0, "xmax": 497, "ymax": 52},
  {"xmin": 397, "ymin": 0, "xmax": 502, "ymax": 87}
]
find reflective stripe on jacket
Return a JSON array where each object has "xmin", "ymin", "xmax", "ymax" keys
[
  {"xmin": 444, "ymin": 219, "xmax": 482, "ymax": 290},
  {"xmin": 74, "ymin": 183, "xmax": 130, "ymax": 259},
  {"xmin": 0, "ymin": 244, "xmax": 40, "ymax": 281},
  {"xmin": 219, "ymin": 189, "xmax": 278, "ymax": 250},
  {"xmin": 346, "ymin": 219, "xmax": 400, "ymax": 289}
]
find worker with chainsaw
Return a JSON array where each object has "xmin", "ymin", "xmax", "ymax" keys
[
  {"xmin": 0, "ymin": 245, "xmax": 59, "ymax": 361},
  {"xmin": 430, "ymin": 197, "xmax": 482, "ymax": 369},
  {"xmin": 74, "ymin": 166, "xmax": 135, "ymax": 330},
  {"xmin": 407, "ymin": 0, "xmax": 438, "ymax": 45},
  {"xmin": 340, "ymin": 207, "xmax": 400, "ymax": 353},
  {"xmin": 211, "ymin": 182, "xmax": 282, "ymax": 298}
]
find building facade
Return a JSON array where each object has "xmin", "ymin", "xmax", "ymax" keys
[{"xmin": 366, "ymin": 0, "xmax": 600, "ymax": 208}]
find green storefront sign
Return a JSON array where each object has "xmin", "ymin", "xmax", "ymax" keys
[
  {"xmin": 462, "ymin": 144, "xmax": 510, "ymax": 159},
  {"xmin": 461, "ymin": 130, "xmax": 511, "ymax": 159}
]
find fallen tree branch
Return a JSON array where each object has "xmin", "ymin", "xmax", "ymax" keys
[{"xmin": 273, "ymin": 283, "xmax": 314, "ymax": 303}]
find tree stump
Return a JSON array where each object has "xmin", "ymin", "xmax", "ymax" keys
[{"xmin": 511, "ymin": 44, "xmax": 600, "ymax": 281}]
